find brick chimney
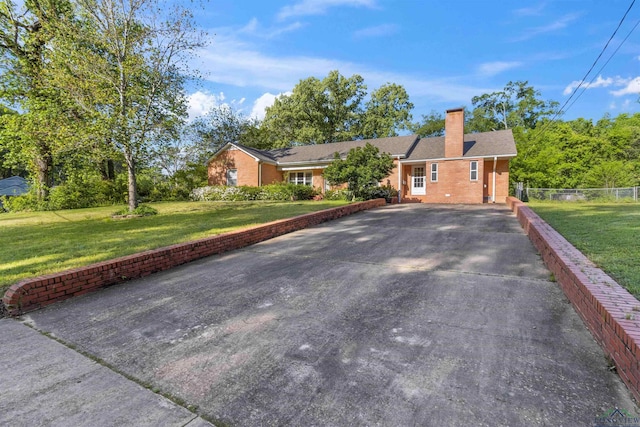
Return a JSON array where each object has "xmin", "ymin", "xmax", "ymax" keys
[{"xmin": 444, "ymin": 107, "xmax": 464, "ymax": 158}]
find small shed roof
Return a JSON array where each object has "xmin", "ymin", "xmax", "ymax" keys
[{"xmin": 0, "ymin": 176, "xmax": 29, "ymax": 196}]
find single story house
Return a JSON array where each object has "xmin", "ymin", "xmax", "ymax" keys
[{"xmin": 207, "ymin": 108, "xmax": 517, "ymax": 204}]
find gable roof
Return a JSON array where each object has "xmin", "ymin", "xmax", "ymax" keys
[
  {"xmin": 210, "ymin": 142, "xmax": 278, "ymax": 164},
  {"xmin": 209, "ymin": 130, "xmax": 516, "ymax": 167},
  {"xmin": 0, "ymin": 176, "xmax": 29, "ymax": 196},
  {"xmin": 405, "ymin": 129, "xmax": 517, "ymax": 161},
  {"xmin": 267, "ymin": 135, "xmax": 420, "ymax": 164}
]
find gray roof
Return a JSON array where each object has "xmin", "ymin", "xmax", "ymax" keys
[
  {"xmin": 216, "ymin": 130, "xmax": 515, "ymax": 166},
  {"xmin": 266, "ymin": 135, "xmax": 420, "ymax": 164},
  {"xmin": 0, "ymin": 176, "xmax": 28, "ymax": 196},
  {"xmin": 406, "ymin": 129, "xmax": 517, "ymax": 161}
]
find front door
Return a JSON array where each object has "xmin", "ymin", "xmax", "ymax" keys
[{"xmin": 412, "ymin": 166, "xmax": 426, "ymax": 195}]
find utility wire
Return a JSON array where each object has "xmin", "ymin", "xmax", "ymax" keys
[
  {"xmin": 533, "ymin": 0, "xmax": 636, "ymax": 139},
  {"xmin": 564, "ymin": 18, "xmax": 640, "ymax": 114}
]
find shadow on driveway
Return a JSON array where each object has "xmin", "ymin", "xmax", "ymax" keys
[{"xmin": 10, "ymin": 204, "xmax": 639, "ymax": 426}]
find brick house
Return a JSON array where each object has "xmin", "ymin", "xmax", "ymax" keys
[{"xmin": 207, "ymin": 108, "xmax": 517, "ymax": 204}]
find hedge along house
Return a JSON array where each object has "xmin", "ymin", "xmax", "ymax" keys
[{"xmin": 207, "ymin": 108, "xmax": 517, "ymax": 204}]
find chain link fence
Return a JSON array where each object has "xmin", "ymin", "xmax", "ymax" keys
[{"xmin": 514, "ymin": 183, "xmax": 639, "ymax": 202}]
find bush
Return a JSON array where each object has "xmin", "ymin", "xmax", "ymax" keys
[
  {"xmin": 191, "ymin": 183, "xmax": 318, "ymax": 202},
  {"xmin": 365, "ymin": 184, "xmax": 397, "ymax": 202},
  {"xmin": 112, "ymin": 204, "xmax": 158, "ymax": 217},
  {"xmin": 324, "ymin": 189, "xmax": 350, "ymax": 201},
  {"xmin": 0, "ymin": 192, "xmax": 43, "ymax": 212}
]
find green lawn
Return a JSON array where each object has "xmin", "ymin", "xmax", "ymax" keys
[
  {"xmin": 528, "ymin": 201, "xmax": 640, "ymax": 298},
  {"xmin": 0, "ymin": 200, "xmax": 349, "ymax": 295}
]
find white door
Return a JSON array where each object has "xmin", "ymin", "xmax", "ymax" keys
[{"xmin": 412, "ymin": 166, "xmax": 426, "ymax": 195}]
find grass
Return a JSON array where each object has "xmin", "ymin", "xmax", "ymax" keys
[
  {"xmin": 0, "ymin": 200, "xmax": 350, "ymax": 295},
  {"xmin": 528, "ymin": 200, "xmax": 640, "ymax": 298}
]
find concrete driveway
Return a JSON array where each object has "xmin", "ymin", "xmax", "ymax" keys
[{"xmin": 5, "ymin": 204, "xmax": 638, "ymax": 426}]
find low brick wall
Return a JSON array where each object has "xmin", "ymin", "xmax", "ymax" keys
[
  {"xmin": 2, "ymin": 199, "xmax": 386, "ymax": 316},
  {"xmin": 507, "ymin": 196, "xmax": 640, "ymax": 401}
]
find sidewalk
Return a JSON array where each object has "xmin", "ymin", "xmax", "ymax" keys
[{"xmin": 0, "ymin": 318, "xmax": 212, "ymax": 427}]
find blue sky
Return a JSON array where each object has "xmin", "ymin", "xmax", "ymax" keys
[{"xmin": 187, "ymin": 0, "xmax": 640, "ymax": 124}]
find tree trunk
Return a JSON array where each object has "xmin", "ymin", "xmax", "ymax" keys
[
  {"xmin": 34, "ymin": 149, "xmax": 52, "ymax": 201},
  {"xmin": 125, "ymin": 152, "xmax": 138, "ymax": 211}
]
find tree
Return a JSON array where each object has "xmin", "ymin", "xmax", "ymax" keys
[
  {"xmin": 411, "ymin": 110, "xmax": 445, "ymax": 137},
  {"xmin": 584, "ymin": 161, "xmax": 636, "ymax": 189},
  {"xmin": 0, "ymin": 0, "xmax": 78, "ymax": 199},
  {"xmin": 262, "ymin": 71, "xmax": 366, "ymax": 147},
  {"xmin": 323, "ymin": 142, "xmax": 394, "ymax": 200},
  {"xmin": 468, "ymin": 81, "xmax": 558, "ymax": 132},
  {"xmin": 188, "ymin": 104, "xmax": 262, "ymax": 162},
  {"xmin": 261, "ymin": 71, "xmax": 414, "ymax": 147},
  {"xmin": 361, "ymin": 83, "xmax": 413, "ymax": 139},
  {"xmin": 51, "ymin": 0, "xmax": 204, "ymax": 211}
]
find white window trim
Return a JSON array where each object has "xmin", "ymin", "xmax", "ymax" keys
[
  {"xmin": 470, "ymin": 161, "xmax": 478, "ymax": 181},
  {"xmin": 412, "ymin": 166, "xmax": 426, "ymax": 195},
  {"xmin": 227, "ymin": 169, "xmax": 238, "ymax": 186},
  {"xmin": 430, "ymin": 163, "xmax": 438, "ymax": 182},
  {"xmin": 289, "ymin": 171, "xmax": 313, "ymax": 186}
]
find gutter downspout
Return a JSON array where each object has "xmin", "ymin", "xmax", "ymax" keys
[
  {"xmin": 492, "ymin": 156, "xmax": 497, "ymax": 203},
  {"xmin": 258, "ymin": 161, "xmax": 262, "ymax": 187},
  {"xmin": 396, "ymin": 156, "xmax": 402, "ymax": 204}
]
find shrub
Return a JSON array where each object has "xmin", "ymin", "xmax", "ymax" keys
[
  {"xmin": 324, "ymin": 189, "xmax": 350, "ymax": 201},
  {"xmin": 191, "ymin": 184, "xmax": 318, "ymax": 202},
  {"xmin": 0, "ymin": 191, "xmax": 43, "ymax": 212},
  {"xmin": 365, "ymin": 184, "xmax": 397, "ymax": 202},
  {"xmin": 112, "ymin": 204, "xmax": 158, "ymax": 217}
]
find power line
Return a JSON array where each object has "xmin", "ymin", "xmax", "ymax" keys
[
  {"xmin": 564, "ymin": 18, "xmax": 640, "ymax": 114},
  {"xmin": 533, "ymin": 0, "xmax": 636, "ymax": 139}
]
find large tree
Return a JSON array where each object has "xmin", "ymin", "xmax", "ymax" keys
[
  {"xmin": 188, "ymin": 104, "xmax": 263, "ymax": 161},
  {"xmin": 51, "ymin": 0, "xmax": 203, "ymax": 211},
  {"xmin": 0, "ymin": 0, "xmax": 78, "ymax": 199},
  {"xmin": 468, "ymin": 81, "xmax": 558, "ymax": 132},
  {"xmin": 360, "ymin": 83, "xmax": 414, "ymax": 139},
  {"xmin": 411, "ymin": 110, "xmax": 446, "ymax": 137},
  {"xmin": 261, "ymin": 70, "xmax": 413, "ymax": 147}
]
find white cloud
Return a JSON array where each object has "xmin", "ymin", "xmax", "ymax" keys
[
  {"xmin": 187, "ymin": 91, "xmax": 249, "ymax": 120},
  {"xmin": 196, "ymin": 32, "xmax": 490, "ymax": 105},
  {"xmin": 513, "ymin": 4, "xmax": 546, "ymax": 17},
  {"xmin": 278, "ymin": 0, "xmax": 377, "ymax": 21},
  {"xmin": 610, "ymin": 77, "xmax": 640, "ymax": 97},
  {"xmin": 250, "ymin": 92, "xmax": 291, "ymax": 120},
  {"xmin": 187, "ymin": 91, "xmax": 225, "ymax": 119},
  {"xmin": 512, "ymin": 13, "xmax": 581, "ymax": 42},
  {"xmin": 563, "ymin": 75, "xmax": 615, "ymax": 95},
  {"xmin": 477, "ymin": 61, "xmax": 522, "ymax": 77},
  {"xmin": 353, "ymin": 24, "xmax": 397, "ymax": 39},
  {"xmin": 240, "ymin": 17, "xmax": 305, "ymax": 38}
]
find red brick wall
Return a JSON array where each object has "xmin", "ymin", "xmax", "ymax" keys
[
  {"xmin": 261, "ymin": 163, "xmax": 283, "ymax": 186},
  {"xmin": 2, "ymin": 199, "xmax": 386, "ymax": 316},
  {"xmin": 507, "ymin": 197, "xmax": 640, "ymax": 402},
  {"xmin": 482, "ymin": 159, "xmax": 510, "ymax": 202},
  {"xmin": 445, "ymin": 108, "xmax": 464, "ymax": 158},
  {"xmin": 208, "ymin": 149, "xmax": 259, "ymax": 186},
  {"xmin": 402, "ymin": 160, "xmax": 484, "ymax": 203}
]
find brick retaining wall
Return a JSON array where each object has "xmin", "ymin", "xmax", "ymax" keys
[
  {"xmin": 2, "ymin": 199, "xmax": 386, "ymax": 316},
  {"xmin": 507, "ymin": 196, "xmax": 640, "ymax": 402}
]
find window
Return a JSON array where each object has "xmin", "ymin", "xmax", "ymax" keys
[
  {"xmin": 470, "ymin": 161, "xmax": 478, "ymax": 181},
  {"xmin": 226, "ymin": 169, "xmax": 238, "ymax": 186},
  {"xmin": 430, "ymin": 163, "xmax": 438, "ymax": 182},
  {"xmin": 412, "ymin": 166, "xmax": 426, "ymax": 195},
  {"xmin": 289, "ymin": 171, "xmax": 313, "ymax": 186}
]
